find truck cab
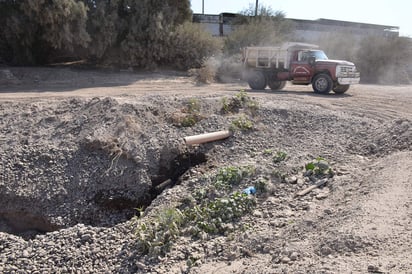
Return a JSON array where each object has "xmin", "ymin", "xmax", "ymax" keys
[{"xmin": 242, "ymin": 43, "xmax": 360, "ymax": 94}]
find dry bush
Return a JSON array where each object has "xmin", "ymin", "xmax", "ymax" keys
[
  {"xmin": 169, "ymin": 22, "xmax": 222, "ymax": 70},
  {"xmin": 356, "ymin": 36, "xmax": 412, "ymax": 84},
  {"xmin": 224, "ymin": 8, "xmax": 293, "ymax": 55},
  {"xmin": 315, "ymin": 34, "xmax": 412, "ymax": 85}
]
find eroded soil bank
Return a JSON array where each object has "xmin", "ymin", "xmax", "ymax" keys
[{"xmin": 0, "ymin": 67, "xmax": 411, "ymax": 273}]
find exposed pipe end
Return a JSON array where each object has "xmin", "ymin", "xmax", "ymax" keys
[{"xmin": 184, "ymin": 130, "xmax": 232, "ymax": 145}]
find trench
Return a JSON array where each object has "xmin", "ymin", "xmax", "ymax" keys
[{"xmin": 0, "ymin": 149, "xmax": 207, "ymax": 239}]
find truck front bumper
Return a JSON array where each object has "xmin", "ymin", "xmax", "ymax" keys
[
  {"xmin": 338, "ymin": 72, "xmax": 360, "ymax": 85},
  {"xmin": 337, "ymin": 71, "xmax": 360, "ymax": 85},
  {"xmin": 338, "ymin": 77, "xmax": 360, "ymax": 85}
]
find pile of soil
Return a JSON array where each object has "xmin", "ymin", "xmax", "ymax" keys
[{"xmin": 0, "ymin": 67, "xmax": 411, "ymax": 273}]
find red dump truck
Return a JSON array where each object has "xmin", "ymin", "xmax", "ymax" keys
[{"xmin": 242, "ymin": 42, "xmax": 360, "ymax": 94}]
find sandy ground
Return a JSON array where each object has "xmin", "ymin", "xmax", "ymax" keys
[{"xmin": 0, "ymin": 67, "xmax": 411, "ymax": 273}]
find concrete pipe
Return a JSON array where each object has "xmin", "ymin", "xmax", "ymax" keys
[{"xmin": 184, "ymin": 130, "xmax": 232, "ymax": 145}]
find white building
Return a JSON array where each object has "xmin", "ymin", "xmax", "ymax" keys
[{"xmin": 192, "ymin": 13, "xmax": 400, "ymax": 39}]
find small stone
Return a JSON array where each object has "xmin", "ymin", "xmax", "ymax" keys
[
  {"xmin": 135, "ymin": 261, "xmax": 146, "ymax": 270},
  {"xmin": 304, "ymin": 170, "xmax": 313, "ymax": 177},
  {"xmin": 317, "ymin": 160, "xmax": 330, "ymax": 170},
  {"xmin": 81, "ymin": 233, "xmax": 93, "ymax": 243},
  {"xmin": 285, "ymin": 176, "xmax": 298, "ymax": 184},
  {"xmin": 324, "ymin": 208, "xmax": 333, "ymax": 215},
  {"xmin": 316, "ymin": 192, "xmax": 329, "ymax": 200},
  {"xmin": 320, "ymin": 246, "xmax": 332, "ymax": 256},
  {"xmin": 281, "ymin": 256, "xmax": 291, "ymax": 264},
  {"xmin": 367, "ymin": 265, "xmax": 383, "ymax": 273},
  {"xmin": 290, "ymin": 252, "xmax": 299, "ymax": 261},
  {"xmin": 253, "ymin": 210, "xmax": 263, "ymax": 218},
  {"xmin": 22, "ymin": 250, "xmax": 30, "ymax": 258}
]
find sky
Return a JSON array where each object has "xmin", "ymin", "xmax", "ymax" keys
[{"xmin": 190, "ymin": 0, "xmax": 412, "ymax": 37}]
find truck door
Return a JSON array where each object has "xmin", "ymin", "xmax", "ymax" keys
[{"xmin": 290, "ymin": 51, "xmax": 314, "ymax": 84}]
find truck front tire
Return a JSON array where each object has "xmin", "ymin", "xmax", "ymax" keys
[
  {"xmin": 333, "ymin": 84, "xmax": 350, "ymax": 94},
  {"xmin": 312, "ymin": 74, "xmax": 333, "ymax": 94},
  {"xmin": 247, "ymin": 71, "xmax": 266, "ymax": 90}
]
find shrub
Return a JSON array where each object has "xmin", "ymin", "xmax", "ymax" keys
[
  {"xmin": 230, "ymin": 115, "xmax": 254, "ymax": 131},
  {"xmin": 221, "ymin": 90, "xmax": 259, "ymax": 115},
  {"xmin": 213, "ymin": 166, "xmax": 255, "ymax": 190},
  {"xmin": 134, "ymin": 165, "xmax": 258, "ymax": 257},
  {"xmin": 305, "ymin": 157, "xmax": 334, "ymax": 177},
  {"xmin": 185, "ymin": 192, "xmax": 256, "ymax": 234},
  {"xmin": 273, "ymin": 151, "xmax": 287, "ymax": 163},
  {"xmin": 169, "ymin": 22, "xmax": 222, "ymax": 70},
  {"xmin": 134, "ymin": 208, "xmax": 185, "ymax": 256},
  {"xmin": 224, "ymin": 7, "xmax": 293, "ymax": 55},
  {"xmin": 315, "ymin": 33, "xmax": 412, "ymax": 84},
  {"xmin": 356, "ymin": 36, "xmax": 412, "ymax": 84}
]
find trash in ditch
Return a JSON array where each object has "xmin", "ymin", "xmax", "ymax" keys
[{"xmin": 242, "ymin": 186, "xmax": 256, "ymax": 195}]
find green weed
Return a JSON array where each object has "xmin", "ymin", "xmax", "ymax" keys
[
  {"xmin": 230, "ymin": 115, "xmax": 253, "ymax": 131},
  {"xmin": 273, "ymin": 151, "xmax": 287, "ymax": 163},
  {"xmin": 305, "ymin": 157, "xmax": 334, "ymax": 176}
]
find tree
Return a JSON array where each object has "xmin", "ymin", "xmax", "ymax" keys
[
  {"xmin": 224, "ymin": 5, "xmax": 294, "ymax": 55},
  {"xmin": 0, "ymin": 0, "xmax": 90, "ymax": 64},
  {"xmin": 83, "ymin": 0, "xmax": 193, "ymax": 68},
  {"xmin": 356, "ymin": 36, "xmax": 412, "ymax": 84}
]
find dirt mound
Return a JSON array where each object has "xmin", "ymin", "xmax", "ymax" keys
[
  {"xmin": 0, "ymin": 96, "xmax": 205, "ymax": 237},
  {"xmin": 0, "ymin": 70, "xmax": 411, "ymax": 273}
]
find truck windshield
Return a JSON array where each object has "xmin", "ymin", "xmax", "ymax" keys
[{"xmin": 300, "ymin": 50, "xmax": 328, "ymax": 61}]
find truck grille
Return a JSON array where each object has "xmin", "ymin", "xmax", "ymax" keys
[
  {"xmin": 340, "ymin": 66, "xmax": 355, "ymax": 73},
  {"xmin": 337, "ymin": 66, "xmax": 359, "ymax": 78}
]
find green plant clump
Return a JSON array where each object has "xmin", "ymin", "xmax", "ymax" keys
[
  {"xmin": 221, "ymin": 90, "xmax": 259, "ymax": 114},
  {"xmin": 180, "ymin": 115, "xmax": 198, "ymax": 127},
  {"xmin": 213, "ymin": 165, "xmax": 255, "ymax": 190},
  {"xmin": 179, "ymin": 98, "xmax": 203, "ymax": 127},
  {"xmin": 133, "ymin": 165, "xmax": 258, "ymax": 257},
  {"xmin": 305, "ymin": 157, "xmax": 334, "ymax": 176},
  {"xmin": 230, "ymin": 115, "xmax": 254, "ymax": 131},
  {"xmin": 185, "ymin": 191, "xmax": 256, "ymax": 234},
  {"xmin": 134, "ymin": 208, "xmax": 185, "ymax": 256},
  {"xmin": 273, "ymin": 151, "xmax": 287, "ymax": 163}
]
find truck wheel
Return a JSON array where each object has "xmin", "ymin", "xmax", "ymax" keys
[
  {"xmin": 248, "ymin": 71, "xmax": 266, "ymax": 90},
  {"xmin": 333, "ymin": 84, "xmax": 350, "ymax": 94},
  {"xmin": 312, "ymin": 74, "xmax": 333, "ymax": 94},
  {"xmin": 268, "ymin": 79, "xmax": 286, "ymax": 91}
]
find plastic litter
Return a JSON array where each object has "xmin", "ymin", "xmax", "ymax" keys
[{"xmin": 242, "ymin": 186, "xmax": 256, "ymax": 195}]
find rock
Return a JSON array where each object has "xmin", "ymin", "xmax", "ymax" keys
[
  {"xmin": 80, "ymin": 233, "xmax": 93, "ymax": 244},
  {"xmin": 290, "ymin": 252, "xmax": 299, "ymax": 261},
  {"xmin": 304, "ymin": 170, "xmax": 313, "ymax": 177},
  {"xmin": 320, "ymin": 246, "xmax": 333, "ymax": 256},
  {"xmin": 135, "ymin": 261, "xmax": 146, "ymax": 270},
  {"xmin": 324, "ymin": 208, "xmax": 333, "ymax": 215},
  {"xmin": 285, "ymin": 176, "xmax": 298, "ymax": 184},
  {"xmin": 316, "ymin": 191, "xmax": 329, "ymax": 200},
  {"xmin": 22, "ymin": 250, "xmax": 30, "ymax": 258},
  {"xmin": 281, "ymin": 256, "xmax": 291, "ymax": 264},
  {"xmin": 367, "ymin": 265, "xmax": 383, "ymax": 273},
  {"xmin": 317, "ymin": 160, "xmax": 330, "ymax": 171},
  {"xmin": 253, "ymin": 210, "xmax": 263, "ymax": 218}
]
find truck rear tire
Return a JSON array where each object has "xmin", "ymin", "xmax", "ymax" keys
[
  {"xmin": 333, "ymin": 84, "xmax": 350, "ymax": 94},
  {"xmin": 268, "ymin": 79, "xmax": 286, "ymax": 91},
  {"xmin": 312, "ymin": 74, "xmax": 333, "ymax": 94},
  {"xmin": 248, "ymin": 71, "xmax": 266, "ymax": 90}
]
